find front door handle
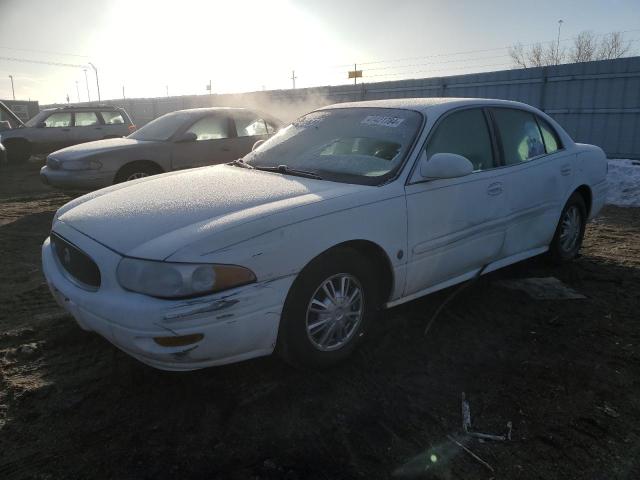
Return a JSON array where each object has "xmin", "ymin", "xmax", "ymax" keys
[
  {"xmin": 560, "ymin": 164, "xmax": 572, "ymax": 176},
  {"xmin": 487, "ymin": 182, "xmax": 503, "ymax": 196}
]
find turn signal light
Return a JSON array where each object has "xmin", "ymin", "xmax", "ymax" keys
[{"xmin": 153, "ymin": 333, "xmax": 204, "ymax": 347}]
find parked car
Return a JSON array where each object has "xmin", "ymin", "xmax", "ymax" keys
[
  {"xmin": 41, "ymin": 98, "xmax": 607, "ymax": 371},
  {"xmin": 40, "ymin": 107, "xmax": 282, "ymax": 190},
  {"xmin": 1, "ymin": 105, "xmax": 135, "ymax": 163}
]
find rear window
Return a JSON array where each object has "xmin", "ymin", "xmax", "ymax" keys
[{"xmin": 101, "ymin": 111, "xmax": 125, "ymax": 125}]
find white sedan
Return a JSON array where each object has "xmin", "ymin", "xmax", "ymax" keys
[{"xmin": 42, "ymin": 98, "xmax": 608, "ymax": 371}]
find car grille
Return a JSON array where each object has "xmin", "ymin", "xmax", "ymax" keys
[{"xmin": 51, "ymin": 233, "xmax": 101, "ymax": 289}]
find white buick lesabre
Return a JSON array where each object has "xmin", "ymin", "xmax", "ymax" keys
[{"xmin": 42, "ymin": 98, "xmax": 608, "ymax": 371}]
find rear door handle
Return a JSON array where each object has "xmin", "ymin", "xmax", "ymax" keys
[
  {"xmin": 487, "ymin": 182, "xmax": 503, "ymax": 196},
  {"xmin": 560, "ymin": 164, "xmax": 572, "ymax": 176}
]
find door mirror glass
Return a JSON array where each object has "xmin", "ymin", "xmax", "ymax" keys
[
  {"xmin": 175, "ymin": 131, "xmax": 198, "ymax": 143},
  {"xmin": 420, "ymin": 152, "xmax": 473, "ymax": 179}
]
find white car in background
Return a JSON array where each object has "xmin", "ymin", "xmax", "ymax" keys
[{"xmin": 41, "ymin": 98, "xmax": 608, "ymax": 371}]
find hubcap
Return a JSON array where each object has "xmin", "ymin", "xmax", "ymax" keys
[
  {"xmin": 305, "ymin": 273, "xmax": 363, "ymax": 352},
  {"xmin": 559, "ymin": 205, "xmax": 581, "ymax": 252},
  {"xmin": 126, "ymin": 172, "xmax": 149, "ymax": 181}
]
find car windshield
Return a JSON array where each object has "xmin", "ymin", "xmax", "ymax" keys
[
  {"xmin": 243, "ymin": 107, "xmax": 422, "ymax": 185},
  {"xmin": 23, "ymin": 111, "xmax": 50, "ymax": 127},
  {"xmin": 128, "ymin": 111, "xmax": 194, "ymax": 141}
]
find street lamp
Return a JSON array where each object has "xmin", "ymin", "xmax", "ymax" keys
[
  {"xmin": 556, "ymin": 19, "xmax": 564, "ymax": 65},
  {"xmin": 83, "ymin": 68, "xmax": 91, "ymax": 102},
  {"xmin": 88, "ymin": 62, "xmax": 101, "ymax": 102},
  {"xmin": 8, "ymin": 75, "xmax": 15, "ymax": 100}
]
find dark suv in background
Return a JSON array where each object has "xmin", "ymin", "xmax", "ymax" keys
[{"xmin": 0, "ymin": 105, "xmax": 135, "ymax": 163}]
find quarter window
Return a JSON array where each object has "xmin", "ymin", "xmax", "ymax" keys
[
  {"xmin": 75, "ymin": 112, "xmax": 99, "ymax": 126},
  {"xmin": 537, "ymin": 117, "xmax": 561, "ymax": 154},
  {"xmin": 492, "ymin": 109, "xmax": 545, "ymax": 165},
  {"xmin": 185, "ymin": 115, "xmax": 229, "ymax": 141},
  {"xmin": 43, "ymin": 112, "xmax": 72, "ymax": 128},
  {"xmin": 426, "ymin": 108, "xmax": 495, "ymax": 171},
  {"xmin": 101, "ymin": 111, "xmax": 125, "ymax": 124}
]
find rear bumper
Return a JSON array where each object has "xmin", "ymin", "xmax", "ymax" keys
[
  {"xmin": 40, "ymin": 165, "xmax": 114, "ymax": 191},
  {"xmin": 41, "ymin": 227, "xmax": 293, "ymax": 371},
  {"xmin": 590, "ymin": 178, "xmax": 608, "ymax": 219}
]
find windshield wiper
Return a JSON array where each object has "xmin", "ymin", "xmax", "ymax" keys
[
  {"xmin": 228, "ymin": 158, "xmax": 254, "ymax": 169},
  {"xmin": 253, "ymin": 164, "xmax": 323, "ymax": 180}
]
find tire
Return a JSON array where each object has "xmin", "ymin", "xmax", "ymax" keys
[
  {"xmin": 114, "ymin": 161, "xmax": 162, "ymax": 183},
  {"xmin": 548, "ymin": 192, "xmax": 587, "ymax": 264},
  {"xmin": 277, "ymin": 248, "xmax": 380, "ymax": 369},
  {"xmin": 5, "ymin": 139, "xmax": 31, "ymax": 164}
]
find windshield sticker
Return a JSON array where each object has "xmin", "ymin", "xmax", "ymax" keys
[{"xmin": 361, "ymin": 115, "xmax": 405, "ymax": 128}]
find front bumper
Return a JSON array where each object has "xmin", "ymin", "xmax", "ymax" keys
[
  {"xmin": 40, "ymin": 165, "xmax": 114, "ymax": 191},
  {"xmin": 41, "ymin": 223, "xmax": 294, "ymax": 371}
]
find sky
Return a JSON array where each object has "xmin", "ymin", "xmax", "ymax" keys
[{"xmin": 0, "ymin": 0, "xmax": 639, "ymax": 104}]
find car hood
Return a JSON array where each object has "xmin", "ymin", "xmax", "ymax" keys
[
  {"xmin": 50, "ymin": 138, "xmax": 155, "ymax": 160},
  {"xmin": 55, "ymin": 164, "xmax": 370, "ymax": 259}
]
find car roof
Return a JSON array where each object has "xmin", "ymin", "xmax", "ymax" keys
[{"xmin": 319, "ymin": 97, "xmax": 539, "ymax": 115}]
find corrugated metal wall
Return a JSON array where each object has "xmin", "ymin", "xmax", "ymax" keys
[{"xmin": 49, "ymin": 56, "xmax": 640, "ymax": 159}]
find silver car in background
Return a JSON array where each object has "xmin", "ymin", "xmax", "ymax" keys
[{"xmin": 40, "ymin": 107, "xmax": 281, "ymax": 190}]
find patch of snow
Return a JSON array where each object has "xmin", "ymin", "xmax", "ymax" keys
[{"xmin": 606, "ymin": 159, "xmax": 640, "ymax": 207}]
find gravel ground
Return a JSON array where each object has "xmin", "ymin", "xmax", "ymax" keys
[{"xmin": 1, "ymin": 160, "xmax": 639, "ymax": 479}]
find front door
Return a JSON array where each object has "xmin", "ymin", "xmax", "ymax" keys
[
  {"xmin": 171, "ymin": 114, "xmax": 236, "ymax": 170},
  {"xmin": 404, "ymin": 107, "xmax": 507, "ymax": 296},
  {"xmin": 31, "ymin": 111, "xmax": 74, "ymax": 153}
]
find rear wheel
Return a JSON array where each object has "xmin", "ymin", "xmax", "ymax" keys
[
  {"xmin": 277, "ymin": 248, "xmax": 380, "ymax": 369},
  {"xmin": 114, "ymin": 161, "xmax": 162, "ymax": 183},
  {"xmin": 549, "ymin": 193, "xmax": 587, "ymax": 264}
]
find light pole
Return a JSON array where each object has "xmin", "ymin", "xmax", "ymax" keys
[
  {"xmin": 88, "ymin": 62, "xmax": 101, "ymax": 102},
  {"xmin": 75, "ymin": 81, "xmax": 80, "ymax": 102},
  {"xmin": 83, "ymin": 69, "xmax": 91, "ymax": 102},
  {"xmin": 8, "ymin": 75, "xmax": 15, "ymax": 100},
  {"xmin": 556, "ymin": 19, "xmax": 564, "ymax": 65}
]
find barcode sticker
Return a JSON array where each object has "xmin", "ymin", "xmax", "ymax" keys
[{"xmin": 361, "ymin": 115, "xmax": 405, "ymax": 128}]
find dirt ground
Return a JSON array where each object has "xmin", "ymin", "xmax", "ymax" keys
[{"xmin": 1, "ymin": 159, "xmax": 639, "ymax": 480}]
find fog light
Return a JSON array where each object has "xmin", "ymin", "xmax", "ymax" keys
[{"xmin": 153, "ymin": 333, "xmax": 204, "ymax": 347}]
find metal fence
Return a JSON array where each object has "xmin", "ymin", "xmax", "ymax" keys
[{"xmin": 47, "ymin": 56, "xmax": 640, "ymax": 159}]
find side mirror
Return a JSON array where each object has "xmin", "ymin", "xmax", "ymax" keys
[
  {"xmin": 37, "ymin": 121, "xmax": 46, "ymax": 128},
  {"xmin": 419, "ymin": 152, "xmax": 474, "ymax": 179},
  {"xmin": 175, "ymin": 131, "xmax": 197, "ymax": 143},
  {"xmin": 252, "ymin": 139, "xmax": 265, "ymax": 151}
]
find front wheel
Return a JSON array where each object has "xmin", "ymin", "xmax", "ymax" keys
[
  {"xmin": 548, "ymin": 193, "xmax": 587, "ymax": 264},
  {"xmin": 114, "ymin": 161, "xmax": 162, "ymax": 183},
  {"xmin": 277, "ymin": 248, "xmax": 380, "ymax": 369}
]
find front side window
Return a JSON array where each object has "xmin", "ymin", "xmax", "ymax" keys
[
  {"xmin": 185, "ymin": 115, "xmax": 229, "ymax": 141},
  {"xmin": 101, "ymin": 111, "xmax": 125, "ymax": 124},
  {"xmin": 44, "ymin": 112, "xmax": 72, "ymax": 128},
  {"xmin": 74, "ymin": 112, "xmax": 99, "ymax": 126},
  {"xmin": 128, "ymin": 111, "xmax": 195, "ymax": 141},
  {"xmin": 426, "ymin": 108, "xmax": 495, "ymax": 171},
  {"xmin": 537, "ymin": 117, "xmax": 561, "ymax": 154},
  {"xmin": 492, "ymin": 108, "xmax": 545, "ymax": 165},
  {"xmin": 244, "ymin": 107, "xmax": 422, "ymax": 185},
  {"xmin": 235, "ymin": 113, "xmax": 268, "ymax": 137}
]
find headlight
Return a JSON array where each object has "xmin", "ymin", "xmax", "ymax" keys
[
  {"xmin": 60, "ymin": 159, "xmax": 102, "ymax": 171},
  {"xmin": 116, "ymin": 258, "xmax": 256, "ymax": 298}
]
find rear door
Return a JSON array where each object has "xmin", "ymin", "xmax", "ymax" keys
[
  {"xmin": 170, "ymin": 113, "xmax": 236, "ymax": 170},
  {"xmin": 489, "ymin": 108, "xmax": 573, "ymax": 256},
  {"xmin": 73, "ymin": 111, "xmax": 104, "ymax": 144},
  {"xmin": 229, "ymin": 111, "xmax": 274, "ymax": 158},
  {"xmin": 404, "ymin": 107, "xmax": 507, "ymax": 295}
]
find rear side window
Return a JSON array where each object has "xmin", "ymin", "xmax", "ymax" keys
[
  {"xmin": 185, "ymin": 115, "xmax": 230, "ymax": 140},
  {"xmin": 75, "ymin": 112, "xmax": 99, "ymax": 126},
  {"xmin": 101, "ymin": 111, "xmax": 125, "ymax": 124},
  {"xmin": 492, "ymin": 109, "xmax": 545, "ymax": 165},
  {"xmin": 234, "ymin": 113, "xmax": 268, "ymax": 137},
  {"xmin": 426, "ymin": 108, "xmax": 496, "ymax": 171},
  {"xmin": 537, "ymin": 117, "xmax": 562, "ymax": 154}
]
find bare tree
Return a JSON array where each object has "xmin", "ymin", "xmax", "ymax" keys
[
  {"xmin": 510, "ymin": 30, "xmax": 633, "ymax": 69},
  {"xmin": 569, "ymin": 31, "xmax": 598, "ymax": 63},
  {"xmin": 598, "ymin": 31, "xmax": 632, "ymax": 59}
]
